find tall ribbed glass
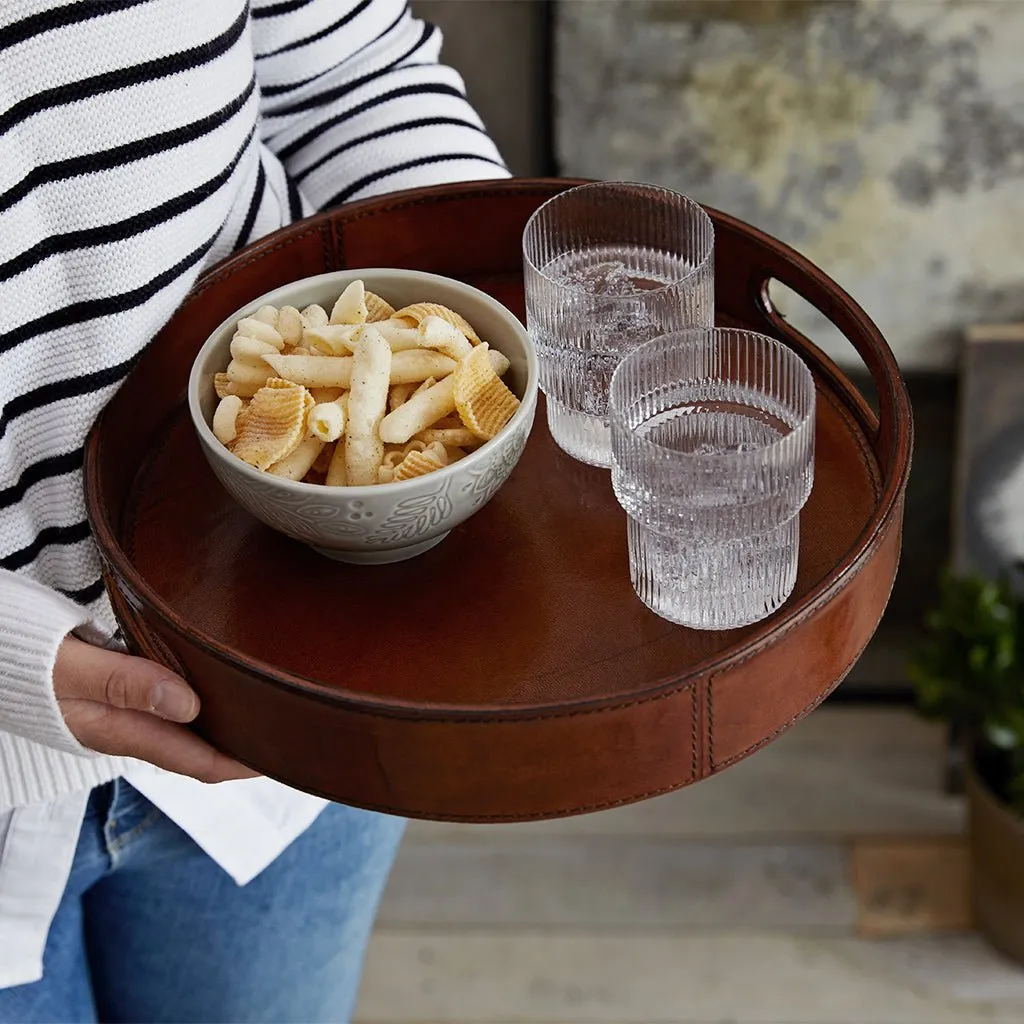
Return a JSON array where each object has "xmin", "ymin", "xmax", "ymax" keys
[
  {"xmin": 609, "ymin": 329, "xmax": 816, "ymax": 630},
  {"xmin": 522, "ymin": 182, "xmax": 714, "ymax": 468}
]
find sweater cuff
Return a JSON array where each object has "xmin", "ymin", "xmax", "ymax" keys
[{"xmin": 0, "ymin": 572, "xmax": 113, "ymax": 757}]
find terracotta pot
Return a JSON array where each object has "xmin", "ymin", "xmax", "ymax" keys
[{"xmin": 967, "ymin": 762, "xmax": 1024, "ymax": 966}]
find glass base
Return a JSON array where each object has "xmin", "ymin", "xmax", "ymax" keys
[
  {"xmin": 546, "ymin": 398, "xmax": 612, "ymax": 468},
  {"xmin": 627, "ymin": 515, "xmax": 800, "ymax": 630}
]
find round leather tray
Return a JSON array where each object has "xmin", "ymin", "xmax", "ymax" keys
[{"xmin": 84, "ymin": 179, "xmax": 913, "ymax": 822}]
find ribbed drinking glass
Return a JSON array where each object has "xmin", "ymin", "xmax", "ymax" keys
[
  {"xmin": 609, "ymin": 328, "xmax": 816, "ymax": 630},
  {"xmin": 522, "ymin": 182, "xmax": 714, "ymax": 468}
]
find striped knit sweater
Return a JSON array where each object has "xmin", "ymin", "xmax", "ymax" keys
[{"xmin": 0, "ymin": 0, "xmax": 508, "ymax": 808}]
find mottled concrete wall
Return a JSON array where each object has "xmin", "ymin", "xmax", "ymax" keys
[{"xmin": 555, "ymin": 0, "xmax": 1024, "ymax": 371}]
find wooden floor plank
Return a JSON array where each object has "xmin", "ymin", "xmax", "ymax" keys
[
  {"xmin": 379, "ymin": 839, "xmax": 855, "ymax": 930},
  {"xmin": 852, "ymin": 838, "xmax": 972, "ymax": 936},
  {"xmin": 837, "ymin": 934, "xmax": 1024, "ymax": 1004},
  {"xmin": 354, "ymin": 932, "xmax": 1024, "ymax": 1023}
]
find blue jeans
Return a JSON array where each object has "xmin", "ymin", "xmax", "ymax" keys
[{"xmin": 0, "ymin": 779, "xmax": 405, "ymax": 1023}]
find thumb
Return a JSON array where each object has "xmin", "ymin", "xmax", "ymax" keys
[{"xmin": 53, "ymin": 635, "xmax": 199, "ymax": 723}]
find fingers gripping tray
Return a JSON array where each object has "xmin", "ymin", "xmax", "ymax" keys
[{"xmin": 84, "ymin": 180, "xmax": 912, "ymax": 822}]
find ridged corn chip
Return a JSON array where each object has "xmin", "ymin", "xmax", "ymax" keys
[
  {"xmin": 231, "ymin": 382, "xmax": 310, "ymax": 470},
  {"xmin": 365, "ymin": 291, "xmax": 396, "ymax": 322},
  {"xmin": 393, "ymin": 442, "xmax": 448, "ymax": 481},
  {"xmin": 393, "ymin": 302, "xmax": 481, "ymax": 345},
  {"xmin": 453, "ymin": 343, "xmax": 520, "ymax": 440}
]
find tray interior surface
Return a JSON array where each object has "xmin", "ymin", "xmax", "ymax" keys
[{"xmin": 121, "ymin": 295, "xmax": 880, "ymax": 711}]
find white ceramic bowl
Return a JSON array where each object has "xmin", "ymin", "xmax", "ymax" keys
[{"xmin": 188, "ymin": 269, "xmax": 538, "ymax": 564}]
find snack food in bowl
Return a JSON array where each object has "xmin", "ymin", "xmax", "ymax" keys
[{"xmin": 188, "ymin": 269, "xmax": 538, "ymax": 563}]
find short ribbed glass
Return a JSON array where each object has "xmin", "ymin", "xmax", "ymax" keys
[
  {"xmin": 523, "ymin": 182, "xmax": 714, "ymax": 468},
  {"xmin": 609, "ymin": 329, "xmax": 816, "ymax": 630}
]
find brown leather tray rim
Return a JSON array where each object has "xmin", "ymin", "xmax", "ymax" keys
[{"xmin": 84, "ymin": 180, "xmax": 913, "ymax": 821}]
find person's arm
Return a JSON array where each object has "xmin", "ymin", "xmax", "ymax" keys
[
  {"xmin": 0, "ymin": 571, "xmax": 111, "ymax": 755},
  {"xmin": 0, "ymin": 570, "xmax": 256, "ymax": 782},
  {"xmin": 251, "ymin": 0, "xmax": 510, "ymax": 214}
]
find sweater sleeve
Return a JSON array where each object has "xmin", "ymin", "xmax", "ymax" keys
[
  {"xmin": 250, "ymin": 0, "xmax": 510, "ymax": 213},
  {"xmin": 0, "ymin": 570, "xmax": 111, "ymax": 757}
]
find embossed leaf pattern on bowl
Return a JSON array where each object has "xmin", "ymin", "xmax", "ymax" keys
[
  {"xmin": 368, "ymin": 480, "xmax": 455, "ymax": 545},
  {"xmin": 460, "ymin": 414, "xmax": 533, "ymax": 509},
  {"xmin": 213, "ymin": 468, "xmax": 375, "ymax": 542},
  {"xmin": 206, "ymin": 406, "xmax": 534, "ymax": 554}
]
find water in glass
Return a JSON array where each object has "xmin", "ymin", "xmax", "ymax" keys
[
  {"xmin": 610, "ymin": 330, "xmax": 816, "ymax": 630},
  {"xmin": 523, "ymin": 183, "xmax": 715, "ymax": 468},
  {"xmin": 531, "ymin": 245, "xmax": 702, "ymax": 465}
]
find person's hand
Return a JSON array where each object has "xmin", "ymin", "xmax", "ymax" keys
[{"xmin": 53, "ymin": 635, "xmax": 259, "ymax": 784}]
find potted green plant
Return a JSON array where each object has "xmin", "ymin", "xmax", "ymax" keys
[{"xmin": 909, "ymin": 569, "xmax": 1024, "ymax": 965}]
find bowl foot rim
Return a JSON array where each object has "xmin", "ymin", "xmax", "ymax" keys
[{"xmin": 308, "ymin": 532, "xmax": 449, "ymax": 564}]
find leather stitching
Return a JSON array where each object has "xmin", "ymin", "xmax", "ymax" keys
[
  {"xmin": 712, "ymin": 612, "xmax": 889, "ymax": 772},
  {"xmin": 320, "ymin": 221, "xmax": 334, "ymax": 273},
  {"xmin": 708, "ymin": 676, "xmax": 715, "ymax": 769},
  {"xmin": 708, "ymin": 544, "xmax": 900, "ymax": 771},
  {"xmin": 691, "ymin": 680, "xmax": 698, "ymax": 780},
  {"xmin": 817, "ymin": 382, "xmax": 881, "ymax": 501},
  {"xmin": 337, "ymin": 186, "xmax": 563, "ymax": 225},
  {"xmin": 139, "ymin": 622, "xmax": 187, "ymax": 681},
  {"xmin": 334, "ymin": 217, "xmax": 346, "ymax": 269}
]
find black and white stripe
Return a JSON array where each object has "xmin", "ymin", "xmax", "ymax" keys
[{"xmin": 0, "ymin": 0, "xmax": 508, "ymax": 624}]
